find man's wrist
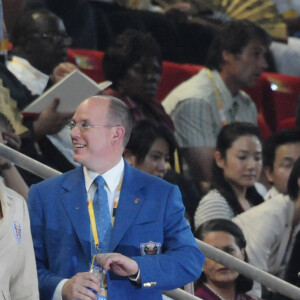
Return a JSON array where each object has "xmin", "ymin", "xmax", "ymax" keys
[
  {"xmin": 128, "ymin": 269, "xmax": 141, "ymax": 283},
  {"xmin": 0, "ymin": 161, "xmax": 14, "ymax": 171}
]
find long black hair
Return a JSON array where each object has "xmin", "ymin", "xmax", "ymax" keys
[{"xmin": 211, "ymin": 122, "xmax": 264, "ymax": 215}]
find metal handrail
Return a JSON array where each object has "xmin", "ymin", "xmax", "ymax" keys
[{"xmin": 1, "ymin": 143, "xmax": 300, "ymax": 300}]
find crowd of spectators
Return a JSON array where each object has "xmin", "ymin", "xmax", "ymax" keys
[{"xmin": 2, "ymin": 0, "xmax": 300, "ymax": 299}]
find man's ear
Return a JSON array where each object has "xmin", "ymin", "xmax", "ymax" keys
[
  {"xmin": 264, "ymin": 166, "xmax": 274, "ymax": 184},
  {"xmin": 222, "ymin": 50, "xmax": 234, "ymax": 64},
  {"xmin": 214, "ymin": 151, "xmax": 224, "ymax": 169},
  {"xmin": 123, "ymin": 149, "xmax": 136, "ymax": 167},
  {"xmin": 111, "ymin": 126, "xmax": 125, "ymax": 144}
]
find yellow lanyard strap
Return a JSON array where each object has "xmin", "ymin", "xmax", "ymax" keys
[{"xmin": 205, "ymin": 68, "xmax": 227, "ymax": 126}]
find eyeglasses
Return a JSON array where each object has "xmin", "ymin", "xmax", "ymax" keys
[
  {"xmin": 66, "ymin": 120, "xmax": 110, "ymax": 131},
  {"xmin": 32, "ymin": 33, "xmax": 72, "ymax": 45}
]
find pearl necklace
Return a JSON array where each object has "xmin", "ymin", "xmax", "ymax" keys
[{"xmin": 204, "ymin": 283, "xmax": 235, "ymax": 300}]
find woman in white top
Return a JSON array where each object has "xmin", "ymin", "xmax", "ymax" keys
[{"xmin": 194, "ymin": 122, "xmax": 264, "ymax": 230}]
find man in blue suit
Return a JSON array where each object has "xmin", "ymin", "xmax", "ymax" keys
[{"xmin": 28, "ymin": 95, "xmax": 204, "ymax": 300}]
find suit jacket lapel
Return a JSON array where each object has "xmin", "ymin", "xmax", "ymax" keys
[
  {"xmin": 109, "ymin": 163, "xmax": 144, "ymax": 251},
  {"xmin": 61, "ymin": 167, "xmax": 91, "ymax": 260}
]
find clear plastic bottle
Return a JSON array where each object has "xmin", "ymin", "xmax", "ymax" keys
[{"xmin": 90, "ymin": 265, "xmax": 108, "ymax": 299}]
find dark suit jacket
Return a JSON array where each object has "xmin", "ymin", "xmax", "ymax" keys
[{"xmin": 28, "ymin": 162, "xmax": 204, "ymax": 299}]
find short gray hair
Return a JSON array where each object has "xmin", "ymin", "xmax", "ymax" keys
[{"xmin": 106, "ymin": 96, "xmax": 133, "ymax": 147}]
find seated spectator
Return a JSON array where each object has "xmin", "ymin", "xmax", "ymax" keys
[
  {"xmin": 102, "ymin": 29, "xmax": 174, "ymax": 130},
  {"xmin": 124, "ymin": 119, "xmax": 201, "ymax": 227},
  {"xmin": 23, "ymin": 0, "xmax": 99, "ymax": 50},
  {"xmin": 7, "ymin": 8, "xmax": 79, "ymax": 173},
  {"xmin": 162, "ymin": 20, "xmax": 271, "ymax": 184},
  {"xmin": 195, "ymin": 219, "xmax": 261, "ymax": 300},
  {"xmin": 263, "ymin": 129, "xmax": 300, "ymax": 200},
  {"xmin": 233, "ymin": 156, "xmax": 300, "ymax": 297},
  {"xmin": 124, "ymin": 119, "xmax": 176, "ymax": 178},
  {"xmin": 194, "ymin": 122, "xmax": 264, "ymax": 230},
  {"xmin": 8, "ymin": 8, "xmax": 75, "ymax": 98}
]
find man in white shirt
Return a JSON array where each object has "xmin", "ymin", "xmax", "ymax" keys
[
  {"xmin": 162, "ymin": 20, "xmax": 271, "ymax": 184},
  {"xmin": 234, "ymin": 156, "xmax": 300, "ymax": 297}
]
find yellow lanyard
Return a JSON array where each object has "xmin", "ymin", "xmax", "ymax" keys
[
  {"xmin": 205, "ymin": 68, "xmax": 227, "ymax": 126},
  {"xmin": 87, "ymin": 176, "xmax": 123, "ymax": 253}
]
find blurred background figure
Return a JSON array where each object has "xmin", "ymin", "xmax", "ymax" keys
[
  {"xmin": 194, "ymin": 219, "xmax": 261, "ymax": 300},
  {"xmin": 8, "ymin": 8, "xmax": 75, "ymax": 99},
  {"xmin": 102, "ymin": 29, "xmax": 174, "ymax": 130},
  {"xmin": 6, "ymin": 8, "xmax": 79, "ymax": 174},
  {"xmin": 262, "ymin": 129, "xmax": 300, "ymax": 200},
  {"xmin": 163, "ymin": 20, "xmax": 271, "ymax": 188},
  {"xmin": 194, "ymin": 122, "xmax": 264, "ymax": 230},
  {"xmin": 234, "ymin": 157, "xmax": 300, "ymax": 298}
]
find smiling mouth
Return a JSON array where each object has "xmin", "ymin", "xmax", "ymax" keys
[{"xmin": 73, "ymin": 143, "xmax": 86, "ymax": 148}]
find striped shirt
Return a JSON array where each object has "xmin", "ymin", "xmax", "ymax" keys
[
  {"xmin": 194, "ymin": 189, "xmax": 234, "ymax": 230},
  {"xmin": 162, "ymin": 69, "xmax": 257, "ymax": 148}
]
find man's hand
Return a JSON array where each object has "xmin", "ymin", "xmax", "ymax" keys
[
  {"xmin": 33, "ymin": 98, "xmax": 73, "ymax": 139},
  {"xmin": 2, "ymin": 131, "xmax": 21, "ymax": 150},
  {"xmin": 52, "ymin": 62, "xmax": 78, "ymax": 83},
  {"xmin": 96, "ymin": 253, "xmax": 139, "ymax": 277},
  {"xmin": 62, "ymin": 272, "xmax": 101, "ymax": 300},
  {"xmin": 0, "ymin": 130, "xmax": 20, "ymax": 165}
]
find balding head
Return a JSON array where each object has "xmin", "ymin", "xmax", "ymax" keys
[{"xmin": 70, "ymin": 96, "xmax": 132, "ymax": 173}]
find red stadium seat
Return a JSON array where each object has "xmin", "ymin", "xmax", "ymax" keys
[
  {"xmin": 67, "ymin": 49, "xmax": 274, "ymax": 139},
  {"xmin": 156, "ymin": 61, "xmax": 203, "ymax": 102},
  {"xmin": 259, "ymin": 72, "xmax": 300, "ymax": 132},
  {"xmin": 67, "ymin": 49, "xmax": 105, "ymax": 83}
]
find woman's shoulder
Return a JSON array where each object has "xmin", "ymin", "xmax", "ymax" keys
[
  {"xmin": 194, "ymin": 189, "xmax": 234, "ymax": 229},
  {"xmin": 201, "ymin": 189, "xmax": 225, "ymax": 201}
]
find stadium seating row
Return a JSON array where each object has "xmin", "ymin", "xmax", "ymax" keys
[{"xmin": 68, "ymin": 48, "xmax": 300, "ymax": 139}]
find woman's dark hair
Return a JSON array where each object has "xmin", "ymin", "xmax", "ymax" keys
[
  {"xmin": 212, "ymin": 122, "xmax": 264, "ymax": 215},
  {"xmin": 103, "ymin": 29, "xmax": 162, "ymax": 85},
  {"xmin": 287, "ymin": 157, "xmax": 300, "ymax": 201},
  {"xmin": 125, "ymin": 119, "xmax": 177, "ymax": 167},
  {"xmin": 206, "ymin": 20, "xmax": 271, "ymax": 71},
  {"xmin": 195, "ymin": 219, "xmax": 253, "ymax": 294}
]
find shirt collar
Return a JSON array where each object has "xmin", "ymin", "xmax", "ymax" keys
[
  {"xmin": 212, "ymin": 69, "xmax": 244, "ymax": 112},
  {"xmin": 11, "ymin": 55, "xmax": 49, "ymax": 80},
  {"xmin": 84, "ymin": 158, "xmax": 124, "ymax": 193}
]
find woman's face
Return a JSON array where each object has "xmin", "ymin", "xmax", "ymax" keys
[
  {"xmin": 136, "ymin": 137, "xmax": 170, "ymax": 178},
  {"xmin": 216, "ymin": 135, "xmax": 262, "ymax": 190},
  {"xmin": 118, "ymin": 56, "xmax": 161, "ymax": 102},
  {"xmin": 203, "ymin": 231, "xmax": 244, "ymax": 286}
]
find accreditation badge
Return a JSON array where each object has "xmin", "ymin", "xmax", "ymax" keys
[{"xmin": 140, "ymin": 241, "xmax": 161, "ymax": 256}]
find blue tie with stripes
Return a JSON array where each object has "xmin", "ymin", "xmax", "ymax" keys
[{"xmin": 93, "ymin": 176, "xmax": 112, "ymax": 254}]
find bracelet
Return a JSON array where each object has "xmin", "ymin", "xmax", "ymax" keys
[{"xmin": 0, "ymin": 161, "xmax": 14, "ymax": 170}]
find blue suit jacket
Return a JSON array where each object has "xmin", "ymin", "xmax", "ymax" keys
[{"xmin": 28, "ymin": 162, "xmax": 204, "ymax": 299}]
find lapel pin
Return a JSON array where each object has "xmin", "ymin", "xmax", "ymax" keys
[
  {"xmin": 134, "ymin": 198, "xmax": 140, "ymax": 204},
  {"xmin": 75, "ymin": 207, "xmax": 79, "ymax": 210}
]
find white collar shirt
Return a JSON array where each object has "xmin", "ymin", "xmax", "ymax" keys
[{"xmin": 83, "ymin": 158, "xmax": 124, "ymax": 216}]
